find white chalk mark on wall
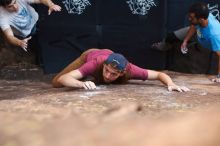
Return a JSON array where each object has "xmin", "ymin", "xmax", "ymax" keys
[
  {"xmin": 62, "ymin": 0, "xmax": 91, "ymax": 14},
  {"xmin": 126, "ymin": 0, "xmax": 157, "ymax": 15},
  {"xmin": 208, "ymin": 3, "xmax": 220, "ymax": 21}
]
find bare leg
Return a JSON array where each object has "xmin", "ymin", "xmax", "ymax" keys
[{"xmin": 174, "ymin": 26, "xmax": 190, "ymax": 40}]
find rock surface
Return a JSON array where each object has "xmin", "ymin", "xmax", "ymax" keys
[{"xmin": 0, "ymin": 65, "xmax": 220, "ymax": 146}]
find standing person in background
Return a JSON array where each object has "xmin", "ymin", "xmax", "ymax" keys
[{"xmin": 0, "ymin": 0, "xmax": 61, "ymax": 51}]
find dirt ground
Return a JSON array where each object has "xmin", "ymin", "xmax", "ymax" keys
[{"xmin": 0, "ymin": 64, "xmax": 220, "ymax": 146}]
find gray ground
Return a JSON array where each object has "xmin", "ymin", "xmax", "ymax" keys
[{"xmin": 0, "ymin": 64, "xmax": 220, "ymax": 146}]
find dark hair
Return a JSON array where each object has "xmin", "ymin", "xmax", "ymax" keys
[
  {"xmin": 0, "ymin": 0, "xmax": 13, "ymax": 7},
  {"xmin": 188, "ymin": 2, "xmax": 209, "ymax": 19}
]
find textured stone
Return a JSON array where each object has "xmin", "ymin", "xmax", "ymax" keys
[{"xmin": 0, "ymin": 66, "xmax": 220, "ymax": 146}]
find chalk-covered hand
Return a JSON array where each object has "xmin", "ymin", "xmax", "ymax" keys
[
  {"xmin": 168, "ymin": 84, "xmax": 190, "ymax": 92},
  {"xmin": 19, "ymin": 36, "xmax": 32, "ymax": 52},
  {"xmin": 181, "ymin": 41, "xmax": 188, "ymax": 54},
  {"xmin": 211, "ymin": 77, "xmax": 220, "ymax": 83},
  {"xmin": 82, "ymin": 81, "xmax": 97, "ymax": 90},
  {"xmin": 48, "ymin": 3, "xmax": 61, "ymax": 15}
]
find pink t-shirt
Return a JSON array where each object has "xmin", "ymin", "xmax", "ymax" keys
[{"xmin": 78, "ymin": 50, "xmax": 148, "ymax": 80}]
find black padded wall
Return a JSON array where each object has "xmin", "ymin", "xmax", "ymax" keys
[
  {"xmin": 37, "ymin": 0, "xmax": 220, "ymax": 74},
  {"xmin": 37, "ymin": 0, "xmax": 166, "ymax": 73}
]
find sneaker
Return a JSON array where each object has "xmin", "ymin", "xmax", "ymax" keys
[{"xmin": 151, "ymin": 41, "xmax": 168, "ymax": 51}]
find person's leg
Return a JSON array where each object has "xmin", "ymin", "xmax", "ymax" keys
[
  {"xmin": 152, "ymin": 26, "xmax": 190, "ymax": 51},
  {"xmin": 52, "ymin": 48, "xmax": 99, "ymax": 87},
  {"xmin": 173, "ymin": 26, "xmax": 190, "ymax": 41},
  {"xmin": 173, "ymin": 26, "xmax": 198, "ymax": 47}
]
